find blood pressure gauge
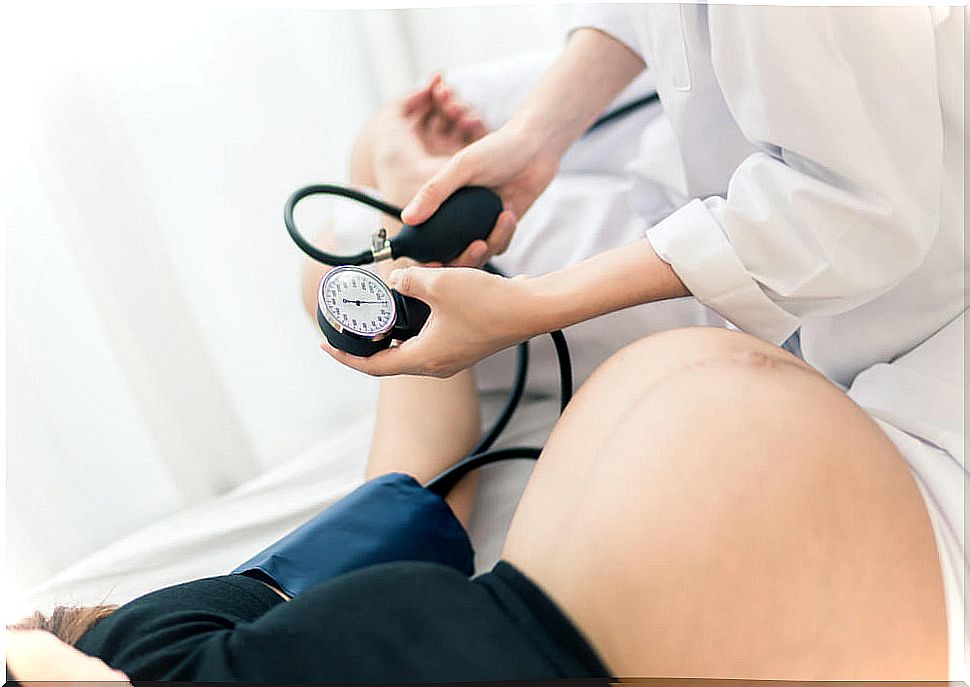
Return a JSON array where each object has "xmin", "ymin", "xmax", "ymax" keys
[{"xmin": 317, "ymin": 266, "xmax": 430, "ymax": 357}]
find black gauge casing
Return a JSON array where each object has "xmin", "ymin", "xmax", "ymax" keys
[{"xmin": 317, "ymin": 267, "xmax": 430, "ymax": 357}]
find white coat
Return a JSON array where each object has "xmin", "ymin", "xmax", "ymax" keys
[
  {"xmin": 569, "ymin": 4, "xmax": 966, "ymax": 676},
  {"xmin": 572, "ymin": 3, "xmax": 964, "ymax": 382}
]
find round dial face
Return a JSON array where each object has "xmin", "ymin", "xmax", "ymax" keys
[{"xmin": 319, "ymin": 267, "xmax": 395, "ymax": 338}]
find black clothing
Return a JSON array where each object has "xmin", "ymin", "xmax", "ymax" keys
[{"xmin": 75, "ymin": 561, "xmax": 610, "ymax": 682}]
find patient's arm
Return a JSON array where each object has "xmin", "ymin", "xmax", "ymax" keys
[
  {"xmin": 302, "ymin": 77, "xmax": 486, "ymax": 525},
  {"xmin": 6, "ymin": 630, "xmax": 132, "ymax": 684}
]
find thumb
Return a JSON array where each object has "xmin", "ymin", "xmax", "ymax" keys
[
  {"xmin": 388, "ymin": 266, "xmax": 438, "ymax": 302},
  {"xmin": 401, "ymin": 154, "xmax": 469, "ymax": 225}
]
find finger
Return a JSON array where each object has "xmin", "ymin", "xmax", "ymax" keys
[
  {"xmin": 485, "ymin": 210, "xmax": 517, "ymax": 256},
  {"xmin": 401, "ymin": 74, "xmax": 439, "ymax": 116},
  {"xmin": 459, "ymin": 114, "xmax": 488, "ymax": 142},
  {"xmin": 401, "ymin": 86, "xmax": 430, "ymax": 117},
  {"xmin": 431, "ymin": 81, "xmax": 452, "ymax": 110},
  {"xmin": 408, "ymin": 107, "xmax": 430, "ymax": 136},
  {"xmin": 401, "ymin": 155, "xmax": 473, "ymax": 225},
  {"xmin": 443, "ymin": 99, "xmax": 466, "ymax": 122},
  {"xmin": 413, "ymin": 102, "xmax": 441, "ymax": 138},
  {"xmin": 386, "ymin": 265, "xmax": 438, "ymax": 302},
  {"xmin": 320, "ymin": 338, "xmax": 419, "ymax": 377},
  {"xmin": 447, "ymin": 240, "xmax": 489, "ymax": 268},
  {"xmin": 432, "ymin": 110, "xmax": 455, "ymax": 138},
  {"xmin": 433, "ymin": 87, "xmax": 468, "ymax": 132}
]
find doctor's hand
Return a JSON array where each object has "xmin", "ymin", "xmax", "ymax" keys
[
  {"xmin": 401, "ymin": 27, "xmax": 647, "ymax": 268},
  {"xmin": 320, "ymin": 266, "xmax": 537, "ymax": 378},
  {"xmin": 400, "ymin": 123, "xmax": 560, "ymax": 268}
]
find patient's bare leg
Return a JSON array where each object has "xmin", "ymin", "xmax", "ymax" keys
[
  {"xmin": 503, "ymin": 327, "xmax": 947, "ymax": 679},
  {"xmin": 302, "ymin": 78, "xmax": 488, "ymax": 525}
]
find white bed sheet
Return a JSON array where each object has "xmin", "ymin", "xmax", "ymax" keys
[{"xmin": 24, "ymin": 393, "xmax": 559, "ymax": 612}]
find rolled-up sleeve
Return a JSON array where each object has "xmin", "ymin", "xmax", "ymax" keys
[
  {"xmin": 647, "ymin": 6, "xmax": 944, "ymax": 344},
  {"xmin": 563, "ymin": 4, "xmax": 643, "ymax": 59}
]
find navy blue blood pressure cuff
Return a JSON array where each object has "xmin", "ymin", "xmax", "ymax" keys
[{"xmin": 231, "ymin": 472, "xmax": 474, "ymax": 598}]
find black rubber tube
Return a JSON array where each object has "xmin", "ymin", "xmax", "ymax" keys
[
  {"xmin": 549, "ymin": 329, "xmax": 572, "ymax": 412},
  {"xmin": 470, "ymin": 341, "xmax": 529, "ymax": 456},
  {"xmin": 425, "ymin": 446, "xmax": 542, "ymax": 498},
  {"xmin": 585, "ymin": 91, "xmax": 660, "ymax": 136},
  {"xmin": 425, "ymin": 263, "xmax": 573, "ymax": 498},
  {"xmin": 284, "ymin": 184, "xmax": 403, "ymax": 266}
]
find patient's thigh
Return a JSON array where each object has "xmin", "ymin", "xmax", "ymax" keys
[{"xmin": 502, "ymin": 327, "xmax": 947, "ymax": 679}]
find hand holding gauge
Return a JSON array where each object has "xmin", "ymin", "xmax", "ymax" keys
[
  {"xmin": 289, "ymin": 93, "xmax": 655, "ymax": 364},
  {"xmin": 294, "ymin": 189, "xmax": 573, "ymax": 503},
  {"xmin": 285, "ymin": 184, "xmax": 503, "ymax": 357},
  {"xmin": 317, "ymin": 266, "xmax": 431, "ymax": 358}
]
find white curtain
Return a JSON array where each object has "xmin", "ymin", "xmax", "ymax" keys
[{"xmin": 5, "ymin": 5, "xmax": 562, "ymax": 608}]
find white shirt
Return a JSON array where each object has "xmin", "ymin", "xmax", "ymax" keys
[{"xmin": 570, "ymin": 4, "xmax": 965, "ymax": 389}]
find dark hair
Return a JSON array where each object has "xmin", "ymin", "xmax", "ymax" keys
[{"xmin": 8, "ymin": 605, "xmax": 117, "ymax": 645}]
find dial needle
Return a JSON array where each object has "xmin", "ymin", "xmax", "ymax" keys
[{"xmin": 343, "ymin": 298, "xmax": 382, "ymax": 305}]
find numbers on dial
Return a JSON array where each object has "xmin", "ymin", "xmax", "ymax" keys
[{"xmin": 320, "ymin": 267, "xmax": 394, "ymax": 336}]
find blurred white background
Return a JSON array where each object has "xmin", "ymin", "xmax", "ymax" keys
[{"xmin": 3, "ymin": 3, "xmax": 566, "ymax": 608}]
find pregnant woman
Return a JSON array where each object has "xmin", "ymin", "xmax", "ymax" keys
[{"xmin": 8, "ymin": 46, "xmax": 951, "ymax": 678}]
